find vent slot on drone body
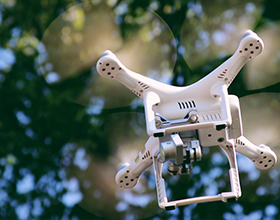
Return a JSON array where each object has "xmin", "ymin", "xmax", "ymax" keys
[
  {"xmin": 138, "ymin": 81, "xmax": 149, "ymax": 90},
  {"xmin": 131, "ymin": 89, "xmax": 142, "ymax": 97},
  {"xmin": 201, "ymin": 113, "xmax": 221, "ymax": 121},
  {"xmin": 142, "ymin": 150, "xmax": 151, "ymax": 160},
  {"xmin": 217, "ymin": 68, "xmax": 228, "ymax": 79},
  {"xmin": 178, "ymin": 100, "xmax": 196, "ymax": 109},
  {"xmin": 236, "ymin": 139, "xmax": 245, "ymax": 146}
]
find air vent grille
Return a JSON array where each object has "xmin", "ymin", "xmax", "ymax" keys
[
  {"xmin": 178, "ymin": 100, "xmax": 196, "ymax": 109},
  {"xmin": 138, "ymin": 81, "xmax": 149, "ymax": 89},
  {"xmin": 201, "ymin": 113, "xmax": 221, "ymax": 121},
  {"xmin": 236, "ymin": 139, "xmax": 245, "ymax": 146}
]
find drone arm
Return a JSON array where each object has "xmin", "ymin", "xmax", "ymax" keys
[
  {"xmin": 143, "ymin": 91, "xmax": 161, "ymax": 136},
  {"xmin": 235, "ymin": 136, "xmax": 277, "ymax": 169},
  {"xmin": 211, "ymin": 81, "xmax": 232, "ymax": 126},
  {"xmin": 115, "ymin": 137, "xmax": 159, "ymax": 189}
]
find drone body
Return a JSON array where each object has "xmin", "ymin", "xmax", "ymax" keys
[{"xmin": 96, "ymin": 30, "xmax": 277, "ymax": 210}]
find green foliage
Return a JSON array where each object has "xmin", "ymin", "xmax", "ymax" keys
[{"xmin": 1, "ymin": 0, "xmax": 280, "ymax": 219}]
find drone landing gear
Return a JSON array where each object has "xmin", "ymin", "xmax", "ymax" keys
[{"xmin": 153, "ymin": 139, "xmax": 241, "ymax": 210}]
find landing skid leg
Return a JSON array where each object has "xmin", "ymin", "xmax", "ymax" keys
[{"xmin": 153, "ymin": 140, "xmax": 241, "ymax": 210}]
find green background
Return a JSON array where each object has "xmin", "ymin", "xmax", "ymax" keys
[{"xmin": 1, "ymin": 0, "xmax": 280, "ymax": 219}]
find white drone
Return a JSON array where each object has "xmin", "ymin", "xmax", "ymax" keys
[{"xmin": 96, "ymin": 30, "xmax": 277, "ymax": 210}]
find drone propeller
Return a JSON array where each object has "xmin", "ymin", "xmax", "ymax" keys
[
  {"xmin": 240, "ymin": 93, "xmax": 280, "ymax": 155},
  {"xmin": 180, "ymin": 2, "xmax": 263, "ymax": 72},
  {"xmin": 39, "ymin": 1, "xmax": 176, "ymax": 218},
  {"xmin": 180, "ymin": 1, "xmax": 280, "ymax": 89},
  {"xmin": 39, "ymin": 1, "xmax": 176, "ymax": 109}
]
